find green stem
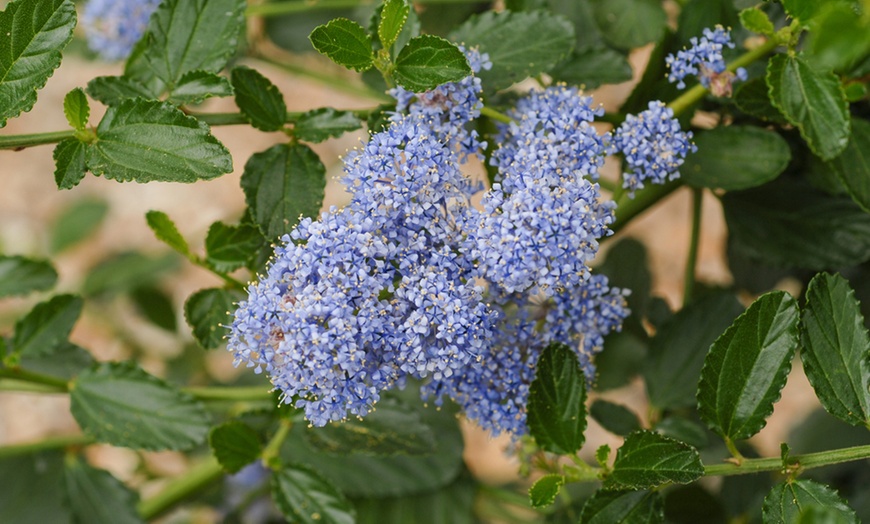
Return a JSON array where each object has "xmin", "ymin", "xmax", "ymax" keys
[
  {"xmin": 261, "ymin": 418, "xmax": 293, "ymax": 470},
  {"xmin": 480, "ymin": 106, "xmax": 512, "ymax": 124},
  {"xmin": 183, "ymin": 385, "xmax": 273, "ymax": 402},
  {"xmin": 252, "ymin": 53, "xmax": 390, "ymax": 101},
  {"xmin": 610, "ymin": 180, "xmax": 682, "ymax": 234},
  {"xmin": 0, "ymin": 367, "xmax": 68, "ymax": 392},
  {"xmin": 137, "ymin": 456, "xmax": 225, "ymax": 520},
  {"xmin": 683, "ymin": 187, "xmax": 703, "ymax": 306},
  {"xmin": 0, "ymin": 130, "xmax": 74, "ymax": 150},
  {"xmin": 246, "ymin": 0, "xmax": 482, "ymax": 16},
  {"xmin": 704, "ymin": 444, "xmax": 870, "ymax": 478},
  {"xmin": 0, "ymin": 434, "xmax": 93, "ymax": 459}
]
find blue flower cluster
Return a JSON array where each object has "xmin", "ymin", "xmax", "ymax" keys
[
  {"xmin": 82, "ymin": 0, "xmax": 160, "ymax": 61},
  {"xmin": 665, "ymin": 25, "xmax": 747, "ymax": 93}
]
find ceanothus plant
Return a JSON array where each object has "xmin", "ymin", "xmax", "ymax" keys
[{"xmin": 1, "ymin": 0, "xmax": 869, "ymax": 522}]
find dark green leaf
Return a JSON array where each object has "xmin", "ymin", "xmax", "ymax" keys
[
  {"xmin": 681, "ymin": 126, "xmax": 791, "ymax": 190},
  {"xmin": 53, "ymin": 138, "xmax": 88, "ymax": 190},
  {"xmin": 734, "ymin": 77, "xmax": 787, "ymax": 124},
  {"xmin": 606, "ymin": 430, "xmax": 703, "ymax": 490},
  {"xmin": 644, "ymin": 292, "xmax": 744, "ymax": 410},
  {"xmin": 294, "ymin": 108, "xmax": 362, "ymax": 143},
  {"xmin": 309, "ymin": 18, "xmax": 374, "ymax": 72},
  {"xmin": 654, "ymin": 417, "xmax": 708, "ymax": 449},
  {"xmin": 697, "ymin": 291, "xmax": 799, "ymax": 441},
  {"xmin": 767, "ymin": 54, "xmax": 850, "ymax": 160},
  {"xmin": 70, "ymin": 362, "xmax": 211, "ymax": 450},
  {"xmin": 0, "ymin": 0, "xmax": 76, "ymax": 127},
  {"xmin": 676, "ymin": 0, "xmax": 739, "ymax": 46},
  {"xmin": 231, "ymin": 66, "xmax": 287, "ymax": 132},
  {"xmin": 808, "ymin": 5, "xmax": 870, "ymax": 73},
  {"xmin": 83, "ymin": 252, "xmax": 178, "ymax": 296},
  {"xmin": 591, "ymin": 0, "xmax": 666, "ymax": 50},
  {"xmin": 241, "ymin": 143, "xmax": 326, "ymax": 239},
  {"xmin": 801, "ymin": 273, "xmax": 870, "ymax": 428},
  {"xmin": 352, "ymin": 472, "xmax": 476, "ymax": 524},
  {"xmin": 529, "ymin": 475, "xmax": 564, "ymax": 508},
  {"xmin": 580, "ymin": 490, "xmax": 664, "ymax": 524},
  {"xmin": 50, "ymin": 198, "xmax": 109, "ymax": 254},
  {"xmin": 131, "ymin": 286, "xmax": 177, "ymax": 332},
  {"xmin": 528, "ymin": 343, "xmax": 588, "ymax": 455},
  {"xmin": 145, "ymin": 210, "xmax": 191, "ymax": 257},
  {"xmin": 0, "ymin": 451, "xmax": 70, "ymax": 523},
  {"xmin": 826, "ymin": 119, "xmax": 870, "ymax": 213},
  {"xmin": 0, "ymin": 255, "xmax": 57, "ymax": 297},
  {"xmin": 597, "ymin": 238, "xmax": 651, "ymax": 338},
  {"xmin": 20, "ymin": 341, "xmax": 93, "ymax": 380},
  {"xmin": 545, "ymin": 0, "xmax": 602, "ymax": 51},
  {"xmin": 63, "ymin": 458, "xmax": 143, "ymax": 524},
  {"xmin": 762, "ymin": 480, "xmax": 858, "ymax": 524},
  {"xmin": 86, "ymin": 99, "xmax": 232, "ymax": 183},
  {"xmin": 184, "ymin": 287, "xmax": 242, "ymax": 349},
  {"xmin": 85, "ymin": 76, "xmax": 156, "ymax": 106},
  {"xmin": 13, "ymin": 294, "xmax": 83, "ymax": 358},
  {"xmin": 590, "ymin": 400, "xmax": 641, "ymax": 437},
  {"xmin": 63, "ymin": 88, "xmax": 89, "ymax": 131},
  {"xmin": 379, "ymin": 0, "xmax": 409, "ymax": 51},
  {"xmin": 209, "ymin": 420, "xmax": 263, "ymax": 474},
  {"xmin": 595, "ymin": 331, "xmax": 647, "ymax": 391},
  {"xmin": 450, "ymin": 10, "xmax": 575, "ymax": 91},
  {"xmin": 272, "ymin": 465, "xmax": 356, "ymax": 524},
  {"xmin": 664, "ymin": 484, "xmax": 728, "ymax": 524},
  {"xmin": 166, "ymin": 70, "xmax": 233, "ymax": 106},
  {"xmin": 799, "ymin": 505, "xmax": 856, "ymax": 524},
  {"xmin": 393, "ymin": 35, "xmax": 470, "ymax": 92},
  {"xmin": 723, "ymin": 178, "xmax": 870, "ymax": 269},
  {"xmin": 550, "ymin": 47, "xmax": 633, "ymax": 89},
  {"xmin": 205, "ymin": 221, "xmax": 263, "ymax": 273},
  {"xmin": 740, "ymin": 7, "xmax": 775, "ymax": 36}
]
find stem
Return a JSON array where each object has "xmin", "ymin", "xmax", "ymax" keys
[
  {"xmin": 0, "ymin": 130, "xmax": 74, "ymax": 150},
  {"xmin": 252, "ymin": 53, "xmax": 390, "ymax": 102},
  {"xmin": 0, "ymin": 434, "xmax": 93, "ymax": 459},
  {"xmin": 704, "ymin": 444, "xmax": 870, "ymax": 478},
  {"xmin": 683, "ymin": 187, "xmax": 703, "ymax": 306},
  {"xmin": 480, "ymin": 106, "xmax": 512, "ymax": 125},
  {"xmin": 137, "ymin": 456, "xmax": 225, "ymax": 520},
  {"xmin": 261, "ymin": 418, "xmax": 293, "ymax": 470},
  {"xmin": 610, "ymin": 180, "xmax": 682, "ymax": 234},
  {"xmin": 184, "ymin": 385, "xmax": 273, "ymax": 402},
  {"xmin": 0, "ymin": 367, "xmax": 68, "ymax": 392},
  {"xmin": 246, "ymin": 0, "xmax": 482, "ymax": 16}
]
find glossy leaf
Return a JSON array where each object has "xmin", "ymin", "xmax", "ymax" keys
[
  {"xmin": 53, "ymin": 138, "xmax": 88, "ymax": 190},
  {"xmin": 605, "ymin": 431, "xmax": 704, "ymax": 490},
  {"xmin": 393, "ymin": 35, "xmax": 470, "ymax": 93},
  {"xmin": 63, "ymin": 458, "xmax": 143, "ymax": 524},
  {"xmin": 13, "ymin": 294, "xmax": 83, "ymax": 358},
  {"xmin": 209, "ymin": 420, "xmax": 263, "ymax": 474},
  {"xmin": 130, "ymin": 286, "xmax": 177, "ymax": 332},
  {"xmin": 762, "ymin": 480, "xmax": 857, "ymax": 524},
  {"xmin": 294, "ymin": 108, "xmax": 362, "ymax": 143},
  {"xmin": 681, "ymin": 126, "xmax": 790, "ymax": 191},
  {"xmin": 309, "ymin": 18, "xmax": 374, "ymax": 72},
  {"xmin": 145, "ymin": 210, "xmax": 191, "ymax": 257},
  {"xmin": 0, "ymin": 0, "xmax": 76, "ymax": 127},
  {"xmin": 205, "ymin": 221, "xmax": 263, "ymax": 273},
  {"xmin": 528, "ymin": 343, "xmax": 588, "ymax": 455},
  {"xmin": 241, "ymin": 143, "xmax": 326, "ymax": 239},
  {"xmin": 166, "ymin": 70, "xmax": 233, "ymax": 106},
  {"xmin": 590, "ymin": 399, "xmax": 642, "ymax": 437},
  {"xmin": 184, "ymin": 287, "xmax": 242, "ymax": 349},
  {"xmin": 591, "ymin": 0, "xmax": 667, "ymax": 50},
  {"xmin": 739, "ymin": 7, "xmax": 775, "ymax": 36},
  {"xmin": 580, "ymin": 490, "xmax": 664, "ymax": 524},
  {"xmin": 0, "ymin": 255, "xmax": 57, "ymax": 297},
  {"xmin": 378, "ymin": 0, "xmax": 409, "ymax": 50},
  {"xmin": 231, "ymin": 66, "xmax": 287, "ymax": 132},
  {"xmin": 801, "ymin": 273, "xmax": 870, "ymax": 428},
  {"xmin": 697, "ymin": 291, "xmax": 799, "ymax": 441},
  {"xmin": 0, "ymin": 451, "xmax": 69, "ymax": 523},
  {"xmin": 86, "ymin": 99, "xmax": 233, "ymax": 183},
  {"xmin": 826, "ymin": 119, "xmax": 870, "ymax": 213},
  {"xmin": 550, "ymin": 47, "xmax": 633, "ymax": 90},
  {"xmin": 450, "ymin": 10, "xmax": 575, "ymax": 90},
  {"xmin": 63, "ymin": 88, "xmax": 89, "ymax": 131},
  {"xmin": 85, "ymin": 76, "xmax": 156, "ymax": 106},
  {"xmin": 70, "ymin": 362, "xmax": 211, "ymax": 450},
  {"xmin": 529, "ymin": 475, "xmax": 564, "ymax": 508},
  {"xmin": 272, "ymin": 465, "xmax": 356, "ymax": 524},
  {"xmin": 50, "ymin": 198, "xmax": 108, "ymax": 254},
  {"xmin": 767, "ymin": 54, "xmax": 850, "ymax": 161}
]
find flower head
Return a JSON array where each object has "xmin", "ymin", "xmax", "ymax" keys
[
  {"xmin": 82, "ymin": 0, "xmax": 160, "ymax": 61},
  {"xmin": 665, "ymin": 25, "xmax": 747, "ymax": 92}
]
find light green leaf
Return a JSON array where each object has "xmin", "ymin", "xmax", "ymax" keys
[
  {"xmin": 240, "ymin": 143, "xmax": 326, "ymax": 239},
  {"xmin": 740, "ymin": 7, "xmax": 775, "ymax": 36},
  {"xmin": 13, "ymin": 294, "xmax": 83, "ymax": 358},
  {"xmin": 294, "ymin": 108, "xmax": 362, "ymax": 143},
  {"xmin": 309, "ymin": 18, "xmax": 374, "ymax": 72},
  {"xmin": 580, "ymin": 490, "xmax": 664, "ymax": 524},
  {"xmin": 801, "ymin": 273, "xmax": 870, "ymax": 428},
  {"xmin": 697, "ymin": 291, "xmax": 799, "ymax": 441},
  {"xmin": 63, "ymin": 88, "xmax": 89, "ymax": 131},
  {"xmin": 0, "ymin": 451, "xmax": 69, "ymax": 523},
  {"xmin": 767, "ymin": 54, "xmax": 850, "ymax": 161},
  {"xmin": 85, "ymin": 76, "xmax": 156, "ymax": 106},
  {"xmin": 605, "ymin": 430, "xmax": 703, "ymax": 490},
  {"xmin": 550, "ymin": 46, "xmax": 633, "ymax": 89},
  {"xmin": 825, "ymin": 119, "xmax": 870, "ymax": 213},
  {"xmin": 231, "ymin": 66, "xmax": 287, "ymax": 132},
  {"xmin": 590, "ymin": 399, "xmax": 642, "ymax": 437},
  {"xmin": 681, "ymin": 126, "xmax": 791, "ymax": 191},
  {"xmin": 272, "ymin": 465, "xmax": 356, "ymax": 524},
  {"xmin": 166, "ymin": 70, "xmax": 233, "ymax": 106},
  {"xmin": 0, "ymin": 0, "xmax": 76, "ymax": 127},
  {"xmin": 63, "ymin": 458, "xmax": 143, "ymax": 524},
  {"xmin": 51, "ymin": 198, "xmax": 108, "ymax": 254},
  {"xmin": 798, "ymin": 505, "xmax": 856, "ymax": 524},
  {"xmin": 379, "ymin": 0, "xmax": 409, "ymax": 51},
  {"xmin": 130, "ymin": 286, "xmax": 177, "ymax": 332},
  {"xmin": 205, "ymin": 221, "xmax": 263, "ymax": 273},
  {"xmin": 762, "ymin": 480, "xmax": 857, "ymax": 524},
  {"xmin": 209, "ymin": 420, "xmax": 263, "ymax": 474},
  {"xmin": 145, "ymin": 210, "xmax": 191, "ymax": 257},
  {"xmin": 0, "ymin": 256, "xmax": 57, "ymax": 297},
  {"xmin": 70, "ymin": 362, "xmax": 212, "ymax": 450},
  {"xmin": 781, "ymin": 0, "xmax": 826, "ymax": 23},
  {"xmin": 808, "ymin": 4, "xmax": 870, "ymax": 73},
  {"xmin": 53, "ymin": 138, "xmax": 88, "ymax": 190},
  {"xmin": 184, "ymin": 287, "xmax": 242, "ymax": 349},
  {"xmin": 393, "ymin": 35, "xmax": 470, "ymax": 93},
  {"xmin": 529, "ymin": 474, "xmax": 564, "ymax": 509},
  {"xmin": 86, "ymin": 98, "xmax": 232, "ymax": 183},
  {"xmin": 591, "ymin": 0, "xmax": 667, "ymax": 50},
  {"xmin": 527, "ymin": 343, "xmax": 588, "ymax": 455}
]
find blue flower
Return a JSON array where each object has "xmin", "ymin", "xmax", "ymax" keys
[
  {"xmin": 82, "ymin": 0, "xmax": 160, "ymax": 61},
  {"xmin": 666, "ymin": 25, "xmax": 747, "ymax": 93}
]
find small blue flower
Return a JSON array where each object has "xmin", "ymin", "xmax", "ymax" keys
[
  {"xmin": 82, "ymin": 0, "xmax": 161, "ymax": 61},
  {"xmin": 666, "ymin": 25, "xmax": 747, "ymax": 94}
]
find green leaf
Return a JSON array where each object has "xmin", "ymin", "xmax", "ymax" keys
[
  {"xmin": 762, "ymin": 480, "xmax": 858, "ymax": 524},
  {"xmin": 209, "ymin": 420, "xmax": 263, "ymax": 474},
  {"xmin": 63, "ymin": 457, "xmax": 143, "ymax": 524},
  {"xmin": 580, "ymin": 490, "xmax": 665, "ymax": 524},
  {"xmin": 591, "ymin": 0, "xmax": 667, "ymax": 50},
  {"xmin": 352, "ymin": 473, "xmax": 476, "ymax": 524},
  {"xmin": 393, "ymin": 35, "xmax": 470, "ymax": 92},
  {"xmin": 529, "ymin": 475, "xmax": 564, "ymax": 508},
  {"xmin": 723, "ymin": 178, "xmax": 870, "ymax": 269},
  {"xmin": 550, "ymin": 46, "xmax": 633, "ymax": 90},
  {"xmin": 309, "ymin": 18, "xmax": 374, "ymax": 72},
  {"xmin": 681, "ymin": 126, "xmax": 791, "ymax": 191},
  {"xmin": 83, "ymin": 252, "xmax": 178, "ymax": 296},
  {"xmin": 605, "ymin": 430, "xmax": 703, "ymax": 490},
  {"xmin": 241, "ymin": 143, "xmax": 326, "ymax": 239},
  {"xmin": 85, "ymin": 76, "xmax": 156, "ymax": 106},
  {"xmin": 63, "ymin": 88, "xmax": 89, "ymax": 131},
  {"xmin": 0, "ymin": 255, "xmax": 57, "ymax": 297},
  {"xmin": 70, "ymin": 362, "xmax": 211, "ymax": 450},
  {"xmin": 780, "ymin": 0, "xmax": 826, "ymax": 23},
  {"xmin": 740, "ymin": 7, "xmax": 775, "ymax": 36},
  {"xmin": 801, "ymin": 273, "xmax": 870, "ymax": 428},
  {"xmin": 378, "ymin": 0, "xmax": 409, "ymax": 51},
  {"xmin": 767, "ymin": 54, "xmax": 850, "ymax": 161},
  {"xmin": 450, "ymin": 10, "xmax": 575, "ymax": 91},
  {"xmin": 0, "ymin": 451, "xmax": 70, "ymax": 523},
  {"xmin": 272, "ymin": 465, "xmax": 356, "ymax": 524},
  {"xmin": 294, "ymin": 108, "xmax": 362, "ymax": 143},
  {"xmin": 131, "ymin": 286, "xmax": 177, "ymax": 332},
  {"xmin": 86, "ymin": 98, "xmax": 232, "ymax": 183},
  {"xmin": 799, "ymin": 505, "xmax": 856, "ymax": 524},
  {"xmin": 808, "ymin": 5, "xmax": 870, "ymax": 73},
  {"xmin": 53, "ymin": 138, "xmax": 88, "ymax": 190},
  {"xmin": 654, "ymin": 417, "xmax": 708, "ymax": 449},
  {"xmin": 697, "ymin": 291, "xmax": 799, "ymax": 441},
  {"xmin": 734, "ymin": 77, "xmax": 787, "ymax": 124},
  {"xmin": 590, "ymin": 400, "xmax": 642, "ymax": 437},
  {"xmin": 0, "ymin": 0, "xmax": 76, "ymax": 127},
  {"xmin": 305, "ymin": 397, "xmax": 436, "ymax": 456},
  {"xmin": 20, "ymin": 341, "xmax": 94, "ymax": 380},
  {"xmin": 826, "ymin": 119, "xmax": 870, "ymax": 213},
  {"xmin": 205, "ymin": 222, "xmax": 263, "ymax": 273},
  {"xmin": 644, "ymin": 292, "xmax": 744, "ymax": 410},
  {"xmin": 595, "ymin": 332, "xmax": 647, "ymax": 391},
  {"xmin": 231, "ymin": 66, "xmax": 287, "ymax": 132},
  {"xmin": 13, "ymin": 294, "xmax": 83, "ymax": 358},
  {"xmin": 597, "ymin": 238, "xmax": 651, "ymax": 338},
  {"xmin": 676, "ymin": 0, "xmax": 739, "ymax": 46},
  {"xmin": 184, "ymin": 288, "xmax": 242, "ymax": 349},
  {"xmin": 50, "ymin": 198, "xmax": 109, "ymax": 254},
  {"xmin": 527, "ymin": 343, "xmax": 588, "ymax": 455},
  {"xmin": 145, "ymin": 210, "xmax": 191, "ymax": 257},
  {"xmin": 166, "ymin": 70, "xmax": 233, "ymax": 106}
]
